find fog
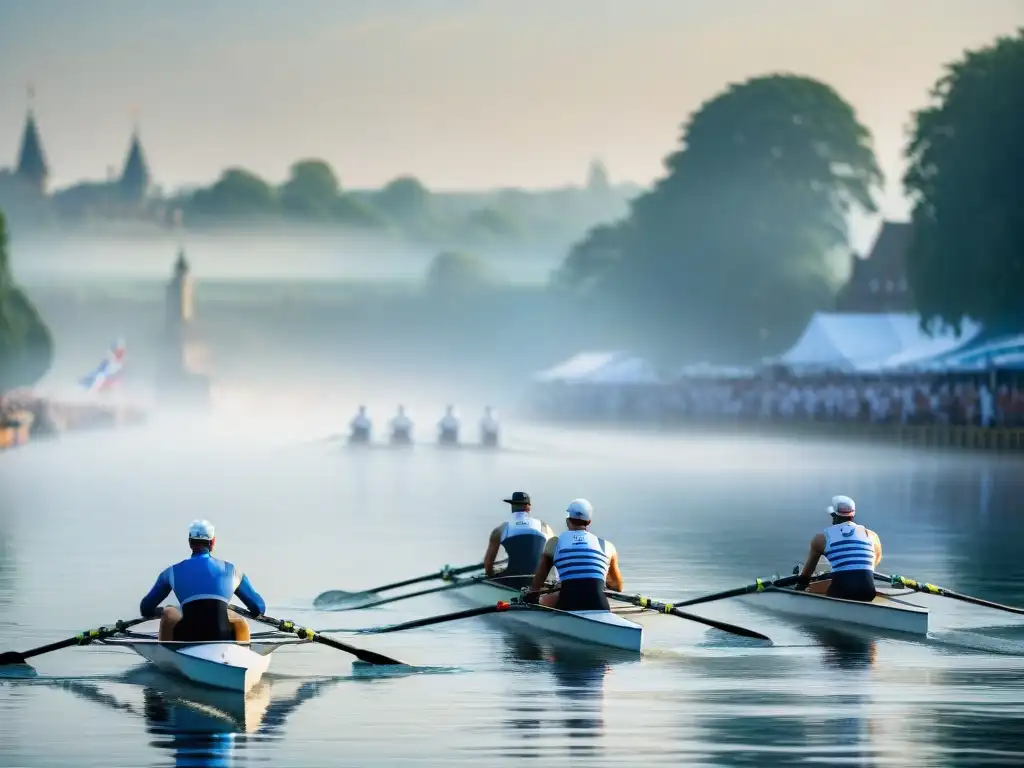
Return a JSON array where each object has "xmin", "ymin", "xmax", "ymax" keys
[{"xmin": 9, "ymin": 227, "xmax": 564, "ymax": 285}]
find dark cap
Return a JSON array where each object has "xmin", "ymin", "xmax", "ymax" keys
[{"xmin": 503, "ymin": 491, "xmax": 531, "ymax": 505}]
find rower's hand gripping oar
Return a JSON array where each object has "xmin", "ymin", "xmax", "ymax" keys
[
  {"xmin": 606, "ymin": 591, "xmax": 772, "ymax": 642},
  {"xmin": 875, "ymin": 573, "xmax": 1024, "ymax": 616},
  {"xmin": 230, "ymin": 607, "xmax": 407, "ymax": 665},
  {"xmin": 313, "ymin": 559, "xmax": 506, "ymax": 608},
  {"xmin": 0, "ymin": 617, "xmax": 150, "ymax": 666}
]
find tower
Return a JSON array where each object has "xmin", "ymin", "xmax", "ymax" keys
[
  {"xmin": 158, "ymin": 247, "xmax": 210, "ymax": 407},
  {"xmin": 119, "ymin": 126, "xmax": 151, "ymax": 202},
  {"xmin": 15, "ymin": 86, "xmax": 49, "ymax": 195},
  {"xmin": 165, "ymin": 247, "xmax": 194, "ymax": 346},
  {"xmin": 586, "ymin": 158, "xmax": 610, "ymax": 193}
]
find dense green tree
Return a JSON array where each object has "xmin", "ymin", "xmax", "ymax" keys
[
  {"xmin": 423, "ymin": 250, "xmax": 494, "ymax": 294},
  {"xmin": 903, "ymin": 30, "xmax": 1024, "ymax": 331},
  {"xmin": 188, "ymin": 168, "xmax": 277, "ymax": 217},
  {"xmin": 374, "ymin": 176, "xmax": 430, "ymax": 220},
  {"xmin": 558, "ymin": 74, "xmax": 882, "ymax": 359},
  {"xmin": 279, "ymin": 159, "xmax": 341, "ymax": 219},
  {"xmin": 0, "ymin": 210, "xmax": 53, "ymax": 391}
]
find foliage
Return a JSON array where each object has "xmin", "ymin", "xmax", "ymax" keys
[
  {"xmin": 279, "ymin": 160, "xmax": 341, "ymax": 219},
  {"xmin": 423, "ymin": 250, "xmax": 495, "ymax": 294},
  {"xmin": 903, "ymin": 29, "xmax": 1024, "ymax": 331},
  {"xmin": 0, "ymin": 210, "xmax": 53, "ymax": 390},
  {"xmin": 557, "ymin": 74, "xmax": 882, "ymax": 360},
  {"xmin": 373, "ymin": 176, "xmax": 430, "ymax": 220},
  {"xmin": 188, "ymin": 168, "xmax": 278, "ymax": 217}
]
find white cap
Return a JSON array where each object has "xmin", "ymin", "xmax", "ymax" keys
[
  {"xmin": 566, "ymin": 499, "xmax": 593, "ymax": 522},
  {"xmin": 188, "ymin": 519, "xmax": 215, "ymax": 540},
  {"xmin": 827, "ymin": 496, "xmax": 856, "ymax": 517}
]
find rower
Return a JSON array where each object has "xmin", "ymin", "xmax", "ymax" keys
[
  {"xmin": 480, "ymin": 406, "xmax": 500, "ymax": 447},
  {"xmin": 438, "ymin": 405, "xmax": 459, "ymax": 445},
  {"xmin": 349, "ymin": 405, "xmax": 372, "ymax": 444},
  {"xmin": 389, "ymin": 405, "xmax": 413, "ymax": 445},
  {"xmin": 797, "ymin": 495, "xmax": 882, "ymax": 602},
  {"xmin": 483, "ymin": 491, "xmax": 554, "ymax": 589},
  {"xmin": 139, "ymin": 520, "xmax": 266, "ymax": 642},
  {"xmin": 525, "ymin": 499, "xmax": 623, "ymax": 610}
]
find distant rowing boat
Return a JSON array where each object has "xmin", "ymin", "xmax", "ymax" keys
[
  {"xmin": 447, "ymin": 575, "xmax": 646, "ymax": 652},
  {"xmin": 738, "ymin": 587, "xmax": 929, "ymax": 635},
  {"xmin": 100, "ymin": 634, "xmax": 311, "ymax": 693}
]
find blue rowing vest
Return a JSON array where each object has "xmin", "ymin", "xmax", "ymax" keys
[
  {"xmin": 823, "ymin": 522, "xmax": 876, "ymax": 573},
  {"xmin": 168, "ymin": 552, "xmax": 243, "ymax": 604}
]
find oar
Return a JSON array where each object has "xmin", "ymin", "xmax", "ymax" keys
[
  {"xmin": 349, "ymin": 601, "xmax": 519, "ymax": 634},
  {"xmin": 329, "ymin": 586, "xmax": 563, "ymax": 633},
  {"xmin": 312, "ymin": 559, "xmax": 506, "ymax": 608},
  {"xmin": 317, "ymin": 573, "xmax": 500, "ymax": 612},
  {"xmin": 671, "ymin": 573, "xmax": 832, "ymax": 608},
  {"xmin": 875, "ymin": 573, "xmax": 1024, "ymax": 616},
  {"xmin": 230, "ymin": 607, "xmax": 408, "ymax": 665},
  {"xmin": 0, "ymin": 617, "xmax": 150, "ymax": 666},
  {"xmin": 606, "ymin": 591, "xmax": 772, "ymax": 641}
]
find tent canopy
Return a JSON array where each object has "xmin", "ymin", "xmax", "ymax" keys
[
  {"xmin": 897, "ymin": 332, "xmax": 1024, "ymax": 372},
  {"xmin": 584, "ymin": 356, "xmax": 660, "ymax": 385},
  {"xmin": 531, "ymin": 351, "xmax": 625, "ymax": 383},
  {"xmin": 773, "ymin": 312, "xmax": 981, "ymax": 373}
]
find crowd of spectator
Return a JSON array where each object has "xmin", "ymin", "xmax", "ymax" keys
[{"xmin": 528, "ymin": 374, "xmax": 1024, "ymax": 429}]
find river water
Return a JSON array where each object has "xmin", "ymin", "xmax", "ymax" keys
[{"xmin": 1, "ymin": 413, "xmax": 1023, "ymax": 767}]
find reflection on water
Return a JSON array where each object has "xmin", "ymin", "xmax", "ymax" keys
[{"xmin": 3, "ymin": 427, "xmax": 1024, "ymax": 766}]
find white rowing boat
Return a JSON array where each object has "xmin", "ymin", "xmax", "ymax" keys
[
  {"xmin": 449, "ymin": 576, "xmax": 645, "ymax": 652},
  {"xmin": 101, "ymin": 635, "xmax": 309, "ymax": 693},
  {"xmin": 739, "ymin": 587, "xmax": 929, "ymax": 635}
]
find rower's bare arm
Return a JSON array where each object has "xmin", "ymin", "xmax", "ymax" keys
[
  {"xmin": 606, "ymin": 552, "xmax": 623, "ymax": 592},
  {"xmin": 800, "ymin": 533, "xmax": 826, "ymax": 579},
  {"xmin": 529, "ymin": 553, "xmax": 554, "ymax": 593},
  {"xmin": 483, "ymin": 527, "xmax": 502, "ymax": 576},
  {"xmin": 869, "ymin": 530, "xmax": 883, "ymax": 566}
]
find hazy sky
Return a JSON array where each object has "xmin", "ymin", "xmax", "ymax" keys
[{"xmin": 2, "ymin": 0, "xmax": 1022, "ymax": 221}]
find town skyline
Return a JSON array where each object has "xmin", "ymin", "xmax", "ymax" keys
[{"xmin": 3, "ymin": 0, "xmax": 1023, "ymax": 224}]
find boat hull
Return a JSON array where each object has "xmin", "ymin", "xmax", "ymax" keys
[
  {"xmin": 740, "ymin": 588, "xmax": 929, "ymax": 635},
  {"xmin": 452, "ymin": 578, "xmax": 644, "ymax": 652},
  {"xmin": 128, "ymin": 642, "xmax": 274, "ymax": 693}
]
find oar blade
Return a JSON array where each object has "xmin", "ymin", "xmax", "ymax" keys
[
  {"xmin": 313, "ymin": 590, "xmax": 376, "ymax": 609},
  {"xmin": 0, "ymin": 651, "xmax": 27, "ymax": 666}
]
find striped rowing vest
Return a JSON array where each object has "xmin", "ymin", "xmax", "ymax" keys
[
  {"xmin": 500, "ymin": 512, "xmax": 548, "ymax": 576},
  {"xmin": 823, "ymin": 522, "xmax": 876, "ymax": 573},
  {"xmin": 552, "ymin": 529, "xmax": 610, "ymax": 582}
]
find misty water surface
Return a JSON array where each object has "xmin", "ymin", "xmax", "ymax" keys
[{"xmin": 2, "ymin": 411, "xmax": 1024, "ymax": 767}]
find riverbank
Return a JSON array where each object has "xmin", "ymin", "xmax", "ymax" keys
[
  {"xmin": 0, "ymin": 392, "xmax": 147, "ymax": 452},
  {"xmin": 531, "ymin": 417, "xmax": 1024, "ymax": 454}
]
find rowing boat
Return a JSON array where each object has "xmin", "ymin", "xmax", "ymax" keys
[
  {"xmin": 738, "ymin": 587, "xmax": 929, "ymax": 635},
  {"xmin": 447, "ymin": 575, "xmax": 645, "ymax": 652},
  {"xmin": 100, "ymin": 635, "xmax": 309, "ymax": 693}
]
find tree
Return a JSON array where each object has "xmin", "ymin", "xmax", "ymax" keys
[
  {"xmin": 279, "ymin": 159, "xmax": 341, "ymax": 219},
  {"xmin": 188, "ymin": 168, "xmax": 277, "ymax": 217},
  {"xmin": 374, "ymin": 176, "xmax": 430, "ymax": 220},
  {"xmin": 0, "ymin": 210, "xmax": 53, "ymax": 391},
  {"xmin": 903, "ymin": 30, "xmax": 1024, "ymax": 331},
  {"xmin": 423, "ymin": 250, "xmax": 494, "ymax": 294},
  {"xmin": 558, "ymin": 74, "xmax": 882, "ymax": 359}
]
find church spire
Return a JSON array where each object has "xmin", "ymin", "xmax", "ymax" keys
[
  {"xmin": 15, "ymin": 84, "xmax": 49, "ymax": 194},
  {"xmin": 119, "ymin": 109, "xmax": 151, "ymax": 201}
]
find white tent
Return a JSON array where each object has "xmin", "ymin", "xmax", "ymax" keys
[
  {"xmin": 531, "ymin": 351, "xmax": 625, "ymax": 383},
  {"xmin": 582, "ymin": 356, "xmax": 660, "ymax": 385},
  {"xmin": 773, "ymin": 313, "xmax": 981, "ymax": 373}
]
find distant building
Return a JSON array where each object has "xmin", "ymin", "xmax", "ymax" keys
[
  {"xmin": 2, "ymin": 96, "xmax": 159, "ymax": 221},
  {"xmin": 835, "ymin": 221, "xmax": 915, "ymax": 313},
  {"xmin": 586, "ymin": 158, "xmax": 611, "ymax": 193},
  {"xmin": 15, "ymin": 109, "xmax": 49, "ymax": 195},
  {"xmin": 158, "ymin": 248, "xmax": 210, "ymax": 407}
]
